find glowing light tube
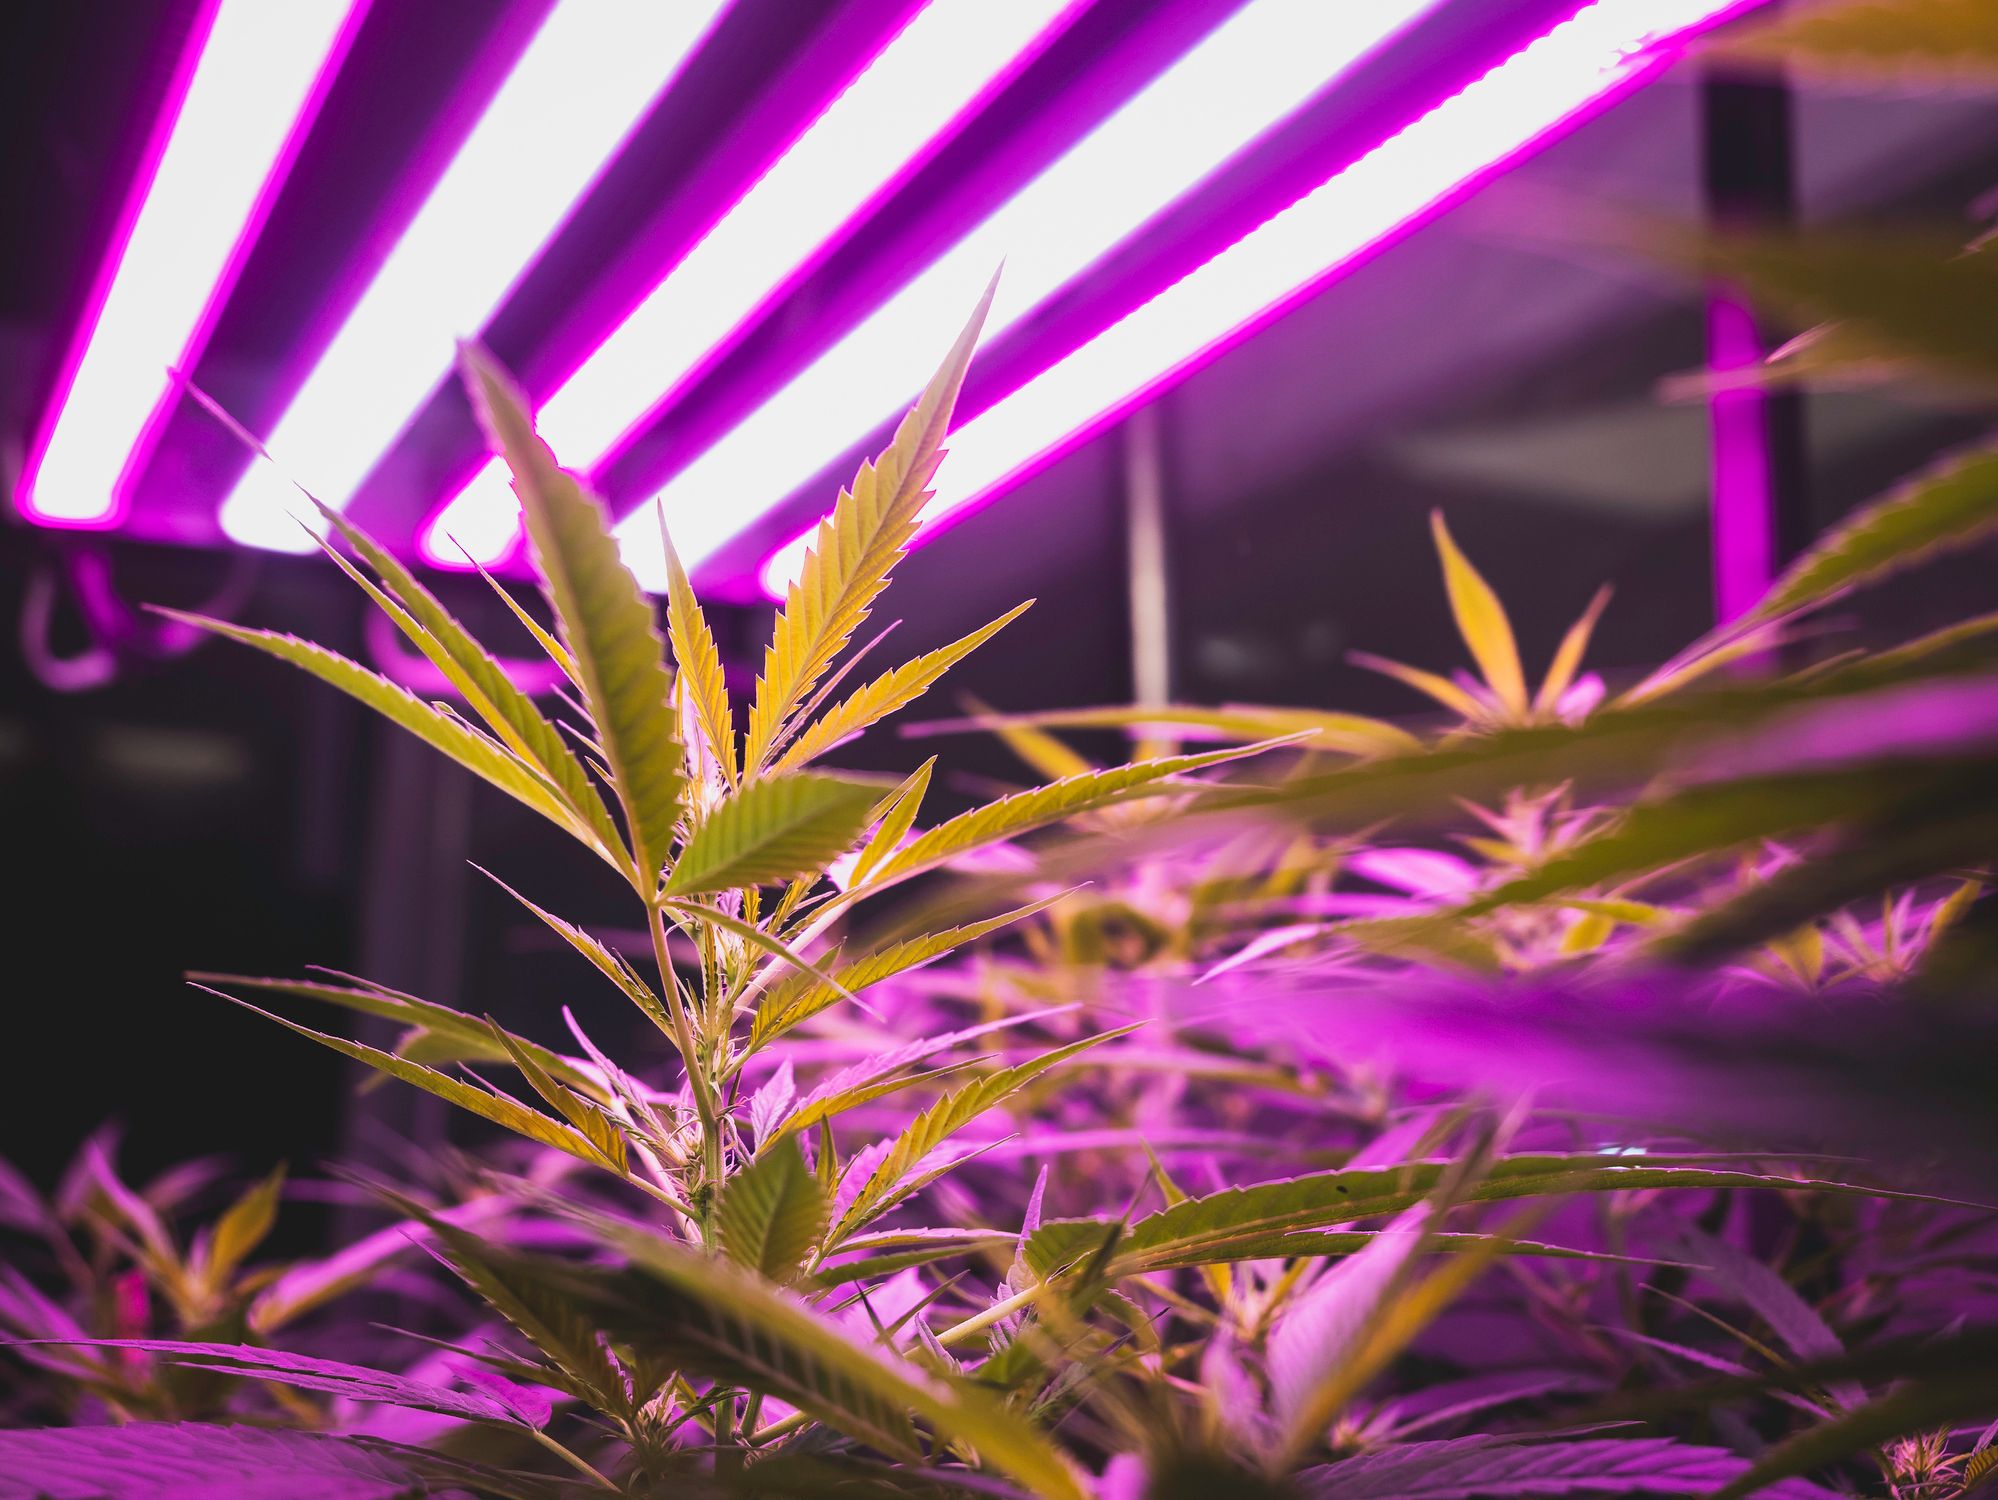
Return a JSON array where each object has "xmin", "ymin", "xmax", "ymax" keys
[
  {"xmin": 754, "ymin": 0, "xmax": 1764, "ymax": 598},
  {"xmin": 616, "ymin": 0, "xmax": 1442, "ymax": 587},
  {"xmin": 18, "ymin": 0, "xmax": 365, "ymax": 528},
  {"xmin": 417, "ymin": 0, "xmax": 1086, "ymax": 570},
  {"xmin": 217, "ymin": 0, "xmax": 731, "ymax": 553}
]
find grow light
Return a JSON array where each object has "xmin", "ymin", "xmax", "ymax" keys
[
  {"xmin": 416, "ymin": 0, "xmax": 1087, "ymax": 571},
  {"xmin": 215, "ymin": 0, "xmax": 731, "ymax": 553},
  {"xmin": 17, "ymin": 0, "xmax": 365, "ymax": 529},
  {"xmin": 751, "ymin": 0, "xmax": 1763, "ymax": 599},
  {"xmin": 615, "ymin": 0, "xmax": 1444, "ymax": 589}
]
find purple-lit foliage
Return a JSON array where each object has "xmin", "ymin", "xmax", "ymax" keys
[{"xmin": 6, "ymin": 3, "xmax": 1998, "ymax": 1494}]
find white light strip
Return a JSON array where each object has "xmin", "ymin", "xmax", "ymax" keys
[
  {"xmin": 418, "ymin": 0, "xmax": 1085, "ymax": 569},
  {"xmin": 217, "ymin": 0, "xmax": 731, "ymax": 552},
  {"xmin": 755, "ymin": 0, "xmax": 1759, "ymax": 597},
  {"xmin": 19, "ymin": 0, "xmax": 363, "ymax": 528},
  {"xmin": 615, "ymin": 0, "xmax": 1440, "ymax": 587}
]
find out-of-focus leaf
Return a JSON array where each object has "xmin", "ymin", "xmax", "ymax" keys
[
  {"xmin": 749, "ymin": 897, "xmax": 1060, "ymax": 1052},
  {"xmin": 1348, "ymin": 651, "xmax": 1489, "ymax": 721},
  {"xmin": 462, "ymin": 344, "xmax": 686, "ymax": 883},
  {"xmin": 1304, "ymin": 1435, "xmax": 1842, "ymax": 1499},
  {"xmin": 1430, "ymin": 513, "xmax": 1527, "ymax": 715},
  {"xmin": 745, "ymin": 277, "xmax": 997, "ymax": 776},
  {"xmin": 933, "ymin": 703, "xmax": 1417, "ymax": 756},
  {"xmin": 661, "ymin": 515, "xmax": 736, "ymax": 785},
  {"xmin": 1717, "ymin": 1374, "xmax": 1998, "ymax": 1499},
  {"xmin": 1707, "ymin": 0, "xmax": 1998, "ymax": 84},
  {"xmin": 664, "ymin": 772, "xmax": 879, "ymax": 896},
  {"xmin": 1753, "ymin": 442, "xmax": 1998, "ymax": 619},
  {"xmin": 0, "ymin": 1423, "xmax": 562, "ymax": 1500},
  {"xmin": 153, "ymin": 611, "xmax": 581, "ymax": 838},
  {"xmin": 202, "ymin": 1165, "xmax": 285, "ymax": 1284},
  {"xmin": 26, "ymin": 1339, "xmax": 542, "ymax": 1426},
  {"xmin": 717, "ymin": 1137, "xmax": 826, "ymax": 1283},
  {"xmin": 1534, "ymin": 586, "xmax": 1612, "ymax": 718},
  {"xmin": 776, "ymin": 603, "xmax": 1033, "ymax": 771},
  {"xmin": 863, "ymin": 739, "xmax": 1296, "ymax": 889}
]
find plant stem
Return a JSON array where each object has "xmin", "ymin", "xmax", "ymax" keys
[
  {"xmin": 936, "ymin": 1283, "xmax": 1040, "ymax": 1348},
  {"xmin": 529, "ymin": 1426, "xmax": 621, "ymax": 1492},
  {"xmin": 647, "ymin": 901, "xmax": 726, "ymax": 1203}
]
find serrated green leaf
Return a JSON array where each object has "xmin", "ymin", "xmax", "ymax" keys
[
  {"xmin": 664, "ymin": 772, "xmax": 880, "ymax": 896},
  {"xmin": 744, "ymin": 276, "xmax": 997, "ymax": 775},
  {"xmin": 944, "ymin": 702, "xmax": 1418, "ymax": 756},
  {"xmin": 717, "ymin": 1138, "xmax": 827, "ymax": 1283},
  {"xmin": 1707, "ymin": 0, "xmax": 1998, "ymax": 84},
  {"xmin": 155, "ymin": 610, "xmax": 580, "ymax": 837},
  {"xmin": 1024, "ymin": 1155, "xmax": 1922, "ymax": 1280},
  {"xmin": 849, "ymin": 757, "xmax": 934, "ymax": 888},
  {"xmin": 586, "ymin": 1223, "xmax": 1087, "ymax": 1498},
  {"xmin": 308, "ymin": 498, "xmax": 623, "ymax": 861},
  {"xmin": 749, "ymin": 896, "xmax": 1060, "ymax": 1053},
  {"xmin": 863, "ymin": 739, "xmax": 1295, "ymax": 889},
  {"xmin": 776, "ymin": 602, "xmax": 1033, "ymax": 772},
  {"xmin": 461, "ymin": 344, "xmax": 685, "ymax": 884},
  {"xmin": 1754, "ymin": 442, "xmax": 1998, "ymax": 620},
  {"xmin": 832, "ymin": 1028, "xmax": 1137, "ymax": 1241},
  {"xmin": 1431, "ymin": 512, "xmax": 1527, "ymax": 716},
  {"xmin": 660, "ymin": 511, "xmax": 736, "ymax": 786},
  {"xmin": 208, "ymin": 990, "xmax": 621, "ymax": 1172},
  {"xmin": 484, "ymin": 1018, "xmax": 627, "ymax": 1174}
]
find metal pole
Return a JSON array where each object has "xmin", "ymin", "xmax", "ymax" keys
[{"xmin": 1122, "ymin": 404, "xmax": 1173, "ymax": 707}]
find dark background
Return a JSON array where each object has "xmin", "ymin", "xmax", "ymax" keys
[{"xmin": 4, "ymin": 1, "xmax": 1995, "ymax": 1204}]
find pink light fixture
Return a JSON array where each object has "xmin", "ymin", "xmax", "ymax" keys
[
  {"xmin": 415, "ymin": 0, "xmax": 1089, "ymax": 571},
  {"xmin": 216, "ymin": 0, "xmax": 732, "ymax": 554},
  {"xmin": 17, "ymin": 0, "xmax": 367, "ymax": 529},
  {"xmin": 619, "ymin": 0, "xmax": 1443, "ymax": 591},
  {"xmin": 753, "ymin": 0, "xmax": 1769, "ymax": 599}
]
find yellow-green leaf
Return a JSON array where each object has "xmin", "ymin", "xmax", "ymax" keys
[
  {"xmin": 660, "ymin": 509, "xmax": 736, "ymax": 786},
  {"xmin": 717, "ymin": 1138, "xmax": 826, "ymax": 1283},
  {"xmin": 461, "ymin": 345, "xmax": 685, "ymax": 884},
  {"xmin": 1431, "ymin": 512, "xmax": 1527, "ymax": 716},
  {"xmin": 663, "ymin": 772, "xmax": 880, "ymax": 896},
  {"xmin": 849, "ymin": 757, "xmax": 934, "ymax": 888},
  {"xmin": 744, "ymin": 276, "xmax": 997, "ymax": 775},
  {"xmin": 775, "ymin": 602, "xmax": 1032, "ymax": 771}
]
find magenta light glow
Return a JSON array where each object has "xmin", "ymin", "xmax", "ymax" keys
[
  {"xmin": 615, "ymin": 0, "xmax": 1443, "ymax": 590},
  {"xmin": 755, "ymin": 0, "xmax": 1769, "ymax": 599},
  {"xmin": 17, "ymin": 0, "xmax": 366, "ymax": 529},
  {"xmin": 416, "ymin": 0, "xmax": 1087, "ymax": 572},
  {"xmin": 216, "ymin": 0, "xmax": 731, "ymax": 554},
  {"xmin": 1707, "ymin": 293, "xmax": 1776, "ymax": 622}
]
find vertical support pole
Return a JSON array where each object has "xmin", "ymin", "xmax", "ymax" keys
[
  {"xmin": 1123, "ymin": 403, "xmax": 1173, "ymax": 707},
  {"xmin": 1701, "ymin": 45, "xmax": 1811, "ymax": 625}
]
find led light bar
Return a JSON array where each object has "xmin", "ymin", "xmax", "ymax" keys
[
  {"xmin": 616, "ymin": 0, "xmax": 1443, "ymax": 588},
  {"xmin": 754, "ymin": 0, "xmax": 1765, "ymax": 598},
  {"xmin": 217, "ymin": 0, "xmax": 732, "ymax": 553},
  {"xmin": 18, "ymin": 0, "xmax": 365, "ymax": 529},
  {"xmin": 417, "ymin": 0, "xmax": 1085, "ymax": 571}
]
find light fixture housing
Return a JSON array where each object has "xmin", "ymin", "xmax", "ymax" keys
[
  {"xmin": 17, "ymin": 0, "xmax": 367, "ymax": 530},
  {"xmin": 215, "ymin": 0, "xmax": 732, "ymax": 553},
  {"xmin": 751, "ymin": 0, "xmax": 1769, "ymax": 599}
]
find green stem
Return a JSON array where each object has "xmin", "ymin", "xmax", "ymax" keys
[
  {"xmin": 647, "ymin": 901, "xmax": 726, "ymax": 1205},
  {"xmin": 529, "ymin": 1426, "xmax": 620, "ymax": 1492}
]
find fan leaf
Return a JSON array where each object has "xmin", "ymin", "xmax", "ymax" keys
[
  {"xmin": 664, "ymin": 772, "xmax": 880, "ymax": 896},
  {"xmin": 717, "ymin": 1137, "xmax": 827, "ymax": 1283}
]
